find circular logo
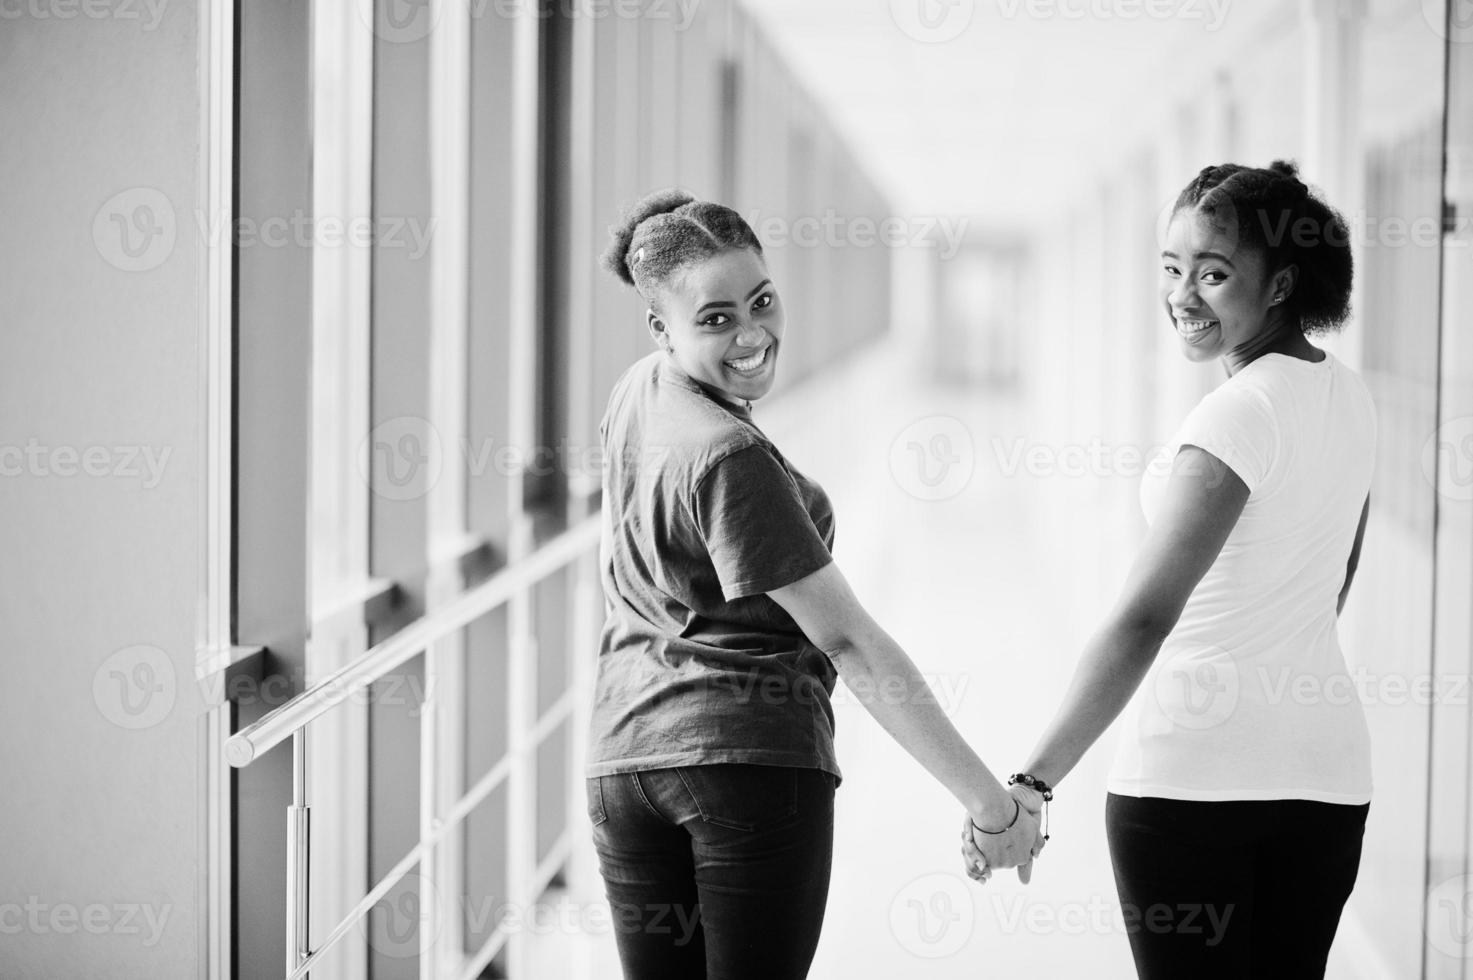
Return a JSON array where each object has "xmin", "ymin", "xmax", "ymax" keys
[
  {"xmin": 889, "ymin": 0, "xmax": 974, "ymax": 43},
  {"xmin": 1427, "ymin": 873, "xmax": 1473, "ymax": 959},
  {"xmin": 361, "ymin": 872, "xmax": 440, "ymax": 958},
  {"xmin": 92, "ymin": 187, "xmax": 177, "ymax": 272},
  {"xmin": 1422, "ymin": 416, "xmax": 1473, "ymax": 502},
  {"xmin": 889, "ymin": 871, "xmax": 975, "ymax": 958},
  {"xmin": 358, "ymin": 416, "xmax": 444, "ymax": 501},
  {"xmin": 93, "ymin": 644, "xmax": 176, "ymax": 729},
  {"xmin": 888, "ymin": 415, "xmax": 975, "ymax": 501},
  {"xmin": 358, "ymin": 0, "xmax": 442, "ymax": 44},
  {"xmin": 1152, "ymin": 644, "xmax": 1239, "ymax": 731},
  {"xmin": 1423, "ymin": 0, "xmax": 1473, "ymax": 44}
]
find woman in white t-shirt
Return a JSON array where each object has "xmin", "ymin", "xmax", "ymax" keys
[{"xmin": 964, "ymin": 160, "xmax": 1373, "ymax": 978}]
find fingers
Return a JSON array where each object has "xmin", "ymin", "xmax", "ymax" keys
[
  {"xmin": 1017, "ymin": 858, "xmax": 1033, "ymax": 885},
  {"xmin": 961, "ymin": 815, "xmax": 991, "ymax": 881},
  {"xmin": 1010, "ymin": 782, "xmax": 1045, "ymax": 815}
]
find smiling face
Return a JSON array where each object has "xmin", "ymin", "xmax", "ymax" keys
[
  {"xmin": 647, "ymin": 247, "xmax": 785, "ymax": 405},
  {"xmin": 1160, "ymin": 206, "xmax": 1297, "ymax": 367}
]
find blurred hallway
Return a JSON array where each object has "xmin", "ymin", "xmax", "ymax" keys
[{"xmin": 3, "ymin": 1, "xmax": 1472, "ymax": 978}]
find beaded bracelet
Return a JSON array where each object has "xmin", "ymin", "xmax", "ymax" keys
[{"xmin": 1008, "ymin": 773, "xmax": 1053, "ymax": 841}]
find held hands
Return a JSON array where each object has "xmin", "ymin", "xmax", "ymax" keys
[{"xmin": 959, "ymin": 785, "xmax": 1046, "ymax": 884}]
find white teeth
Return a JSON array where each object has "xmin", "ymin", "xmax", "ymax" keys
[
  {"xmin": 1177, "ymin": 318, "xmax": 1218, "ymax": 336},
  {"xmin": 726, "ymin": 346, "xmax": 768, "ymax": 371}
]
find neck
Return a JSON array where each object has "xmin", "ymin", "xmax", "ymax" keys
[
  {"xmin": 1222, "ymin": 313, "xmax": 1321, "ymax": 376},
  {"xmin": 666, "ymin": 355, "xmax": 751, "ymax": 410}
]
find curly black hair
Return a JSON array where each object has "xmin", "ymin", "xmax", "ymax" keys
[
  {"xmin": 599, "ymin": 189, "xmax": 764, "ymax": 308},
  {"xmin": 1171, "ymin": 160, "xmax": 1354, "ymax": 334}
]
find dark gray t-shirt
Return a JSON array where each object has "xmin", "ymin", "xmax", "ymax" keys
[{"xmin": 586, "ymin": 352, "xmax": 841, "ymax": 781}]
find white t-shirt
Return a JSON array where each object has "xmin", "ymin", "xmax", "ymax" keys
[{"xmin": 1107, "ymin": 351, "xmax": 1377, "ymax": 804}]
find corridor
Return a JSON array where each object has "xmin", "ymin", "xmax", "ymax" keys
[{"xmin": 2, "ymin": 0, "xmax": 1471, "ymax": 978}]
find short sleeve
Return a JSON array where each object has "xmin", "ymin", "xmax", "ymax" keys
[
  {"xmin": 692, "ymin": 444, "xmax": 834, "ymax": 601},
  {"xmin": 1174, "ymin": 385, "xmax": 1279, "ymax": 492}
]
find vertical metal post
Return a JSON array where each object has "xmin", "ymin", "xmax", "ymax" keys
[
  {"xmin": 418, "ymin": 654, "xmax": 440, "ymax": 980},
  {"xmin": 286, "ymin": 728, "xmax": 311, "ymax": 975}
]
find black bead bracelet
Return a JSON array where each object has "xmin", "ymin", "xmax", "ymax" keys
[{"xmin": 1008, "ymin": 773, "xmax": 1053, "ymax": 841}]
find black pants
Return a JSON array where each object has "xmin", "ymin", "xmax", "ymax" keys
[
  {"xmin": 587, "ymin": 764, "xmax": 836, "ymax": 980},
  {"xmin": 1105, "ymin": 793, "xmax": 1370, "ymax": 980}
]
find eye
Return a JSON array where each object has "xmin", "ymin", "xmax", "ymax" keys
[
  {"xmin": 1200, "ymin": 270, "xmax": 1227, "ymax": 284},
  {"xmin": 701, "ymin": 313, "xmax": 731, "ymax": 328},
  {"xmin": 1162, "ymin": 264, "xmax": 1181, "ymax": 277},
  {"xmin": 752, "ymin": 292, "xmax": 774, "ymax": 312}
]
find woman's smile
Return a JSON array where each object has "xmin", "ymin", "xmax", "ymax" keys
[
  {"xmin": 1174, "ymin": 316, "xmax": 1220, "ymax": 344},
  {"xmin": 724, "ymin": 343, "xmax": 773, "ymax": 376}
]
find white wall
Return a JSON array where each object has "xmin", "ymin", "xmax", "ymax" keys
[{"xmin": 0, "ymin": 7, "xmax": 203, "ymax": 978}]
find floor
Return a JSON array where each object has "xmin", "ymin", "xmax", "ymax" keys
[{"xmin": 528, "ymin": 341, "xmax": 1365, "ymax": 979}]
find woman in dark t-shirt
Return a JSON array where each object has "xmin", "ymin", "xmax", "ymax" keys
[{"xmin": 586, "ymin": 190, "xmax": 1043, "ymax": 980}]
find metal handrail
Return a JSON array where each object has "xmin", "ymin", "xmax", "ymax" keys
[
  {"xmin": 225, "ymin": 515, "xmax": 601, "ymax": 768},
  {"xmin": 226, "ymin": 512, "xmax": 603, "ymax": 979}
]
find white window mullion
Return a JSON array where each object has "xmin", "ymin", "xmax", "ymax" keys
[
  {"xmin": 305, "ymin": 4, "xmax": 376, "ymax": 978},
  {"xmin": 427, "ymin": 0, "xmax": 473, "ymax": 976},
  {"xmin": 505, "ymin": 6, "xmax": 544, "ymax": 978},
  {"xmin": 196, "ymin": 2, "xmax": 236, "ymax": 978}
]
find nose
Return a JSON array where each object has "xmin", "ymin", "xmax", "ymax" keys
[
  {"xmin": 735, "ymin": 320, "xmax": 766, "ymax": 349},
  {"xmin": 1167, "ymin": 276, "xmax": 1199, "ymax": 316}
]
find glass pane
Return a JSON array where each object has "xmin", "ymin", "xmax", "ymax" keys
[{"xmin": 1426, "ymin": 7, "xmax": 1473, "ymax": 976}]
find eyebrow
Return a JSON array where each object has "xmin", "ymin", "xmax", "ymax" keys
[
  {"xmin": 695, "ymin": 279, "xmax": 773, "ymax": 315},
  {"xmin": 1161, "ymin": 250, "xmax": 1236, "ymax": 267}
]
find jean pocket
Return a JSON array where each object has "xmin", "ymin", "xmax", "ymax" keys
[
  {"xmin": 586, "ymin": 777, "xmax": 608, "ymax": 827},
  {"xmin": 675, "ymin": 764, "xmax": 799, "ymax": 832}
]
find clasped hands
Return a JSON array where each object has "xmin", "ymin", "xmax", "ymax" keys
[{"xmin": 960, "ymin": 782, "xmax": 1047, "ymax": 884}]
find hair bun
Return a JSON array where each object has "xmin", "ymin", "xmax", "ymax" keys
[
  {"xmin": 1268, "ymin": 159, "xmax": 1311, "ymax": 199},
  {"xmin": 600, "ymin": 189, "xmax": 697, "ymax": 286}
]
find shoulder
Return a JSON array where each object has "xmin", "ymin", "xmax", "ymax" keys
[
  {"xmin": 1192, "ymin": 370, "xmax": 1278, "ymax": 431},
  {"xmin": 605, "ymin": 353, "xmax": 764, "ymax": 487}
]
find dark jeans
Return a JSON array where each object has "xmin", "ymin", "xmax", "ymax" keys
[
  {"xmin": 1105, "ymin": 793, "xmax": 1370, "ymax": 980},
  {"xmin": 587, "ymin": 764, "xmax": 836, "ymax": 980}
]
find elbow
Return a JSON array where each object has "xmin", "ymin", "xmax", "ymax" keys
[
  {"xmin": 1112, "ymin": 607, "xmax": 1177, "ymax": 653},
  {"xmin": 820, "ymin": 634, "xmax": 863, "ymax": 674}
]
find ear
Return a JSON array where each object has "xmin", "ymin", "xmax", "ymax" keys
[
  {"xmin": 1271, "ymin": 264, "xmax": 1299, "ymax": 305},
  {"xmin": 646, "ymin": 309, "xmax": 670, "ymax": 350}
]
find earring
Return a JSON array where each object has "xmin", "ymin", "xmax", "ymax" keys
[{"xmin": 1271, "ymin": 295, "xmax": 1284, "ymax": 304}]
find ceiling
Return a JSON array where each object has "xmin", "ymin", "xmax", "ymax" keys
[{"xmin": 740, "ymin": 0, "xmax": 1289, "ymax": 232}]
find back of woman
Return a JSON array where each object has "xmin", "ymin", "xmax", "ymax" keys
[{"xmin": 1113, "ymin": 351, "xmax": 1378, "ymax": 802}]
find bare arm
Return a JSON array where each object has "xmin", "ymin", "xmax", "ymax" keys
[
  {"xmin": 1021, "ymin": 446, "xmax": 1250, "ymax": 788},
  {"xmin": 1337, "ymin": 494, "xmax": 1370, "ymax": 616},
  {"xmin": 769, "ymin": 562, "xmax": 1017, "ymax": 831}
]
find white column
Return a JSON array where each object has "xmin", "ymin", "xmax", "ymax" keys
[
  {"xmin": 1300, "ymin": 0, "xmax": 1366, "ymax": 367},
  {"xmin": 505, "ymin": 6, "xmax": 544, "ymax": 977},
  {"xmin": 196, "ymin": 2, "xmax": 235, "ymax": 977},
  {"xmin": 305, "ymin": 3, "xmax": 376, "ymax": 978},
  {"xmin": 426, "ymin": 1, "xmax": 474, "ymax": 976}
]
